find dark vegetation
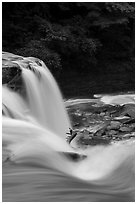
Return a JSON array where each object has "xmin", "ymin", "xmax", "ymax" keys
[{"xmin": 2, "ymin": 2, "xmax": 135, "ymax": 97}]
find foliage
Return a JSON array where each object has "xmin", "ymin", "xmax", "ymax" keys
[
  {"xmin": 15, "ymin": 40, "xmax": 62, "ymax": 73},
  {"xmin": 2, "ymin": 2, "xmax": 135, "ymax": 94}
]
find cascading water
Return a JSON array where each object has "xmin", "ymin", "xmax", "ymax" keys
[{"xmin": 2, "ymin": 56, "xmax": 135, "ymax": 202}]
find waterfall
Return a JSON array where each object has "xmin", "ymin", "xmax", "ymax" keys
[{"xmin": 2, "ymin": 56, "xmax": 135, "ymax": 202}]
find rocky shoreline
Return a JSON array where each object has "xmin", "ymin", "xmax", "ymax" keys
[{"xmin": 66, "ymin": 102, "xmax": 135, "ymax": 149}]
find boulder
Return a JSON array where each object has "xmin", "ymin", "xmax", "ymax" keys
[{"xmin": 121, "ymin": 104, "xmax": 135, "ymax": 118}]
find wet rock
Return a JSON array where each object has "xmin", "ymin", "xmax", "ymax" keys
[
  {"xmin": 86, "ymin": 124, "xmax": 103, "ymax": 134},
  {"xmin": 104, "ymin": 116, "xmax": 110, "ymax": 120},
  {"xmin": 95, "ymin": 129, "xmax": 105, "ymax": 137},
  {"xmin": 63, "ymin": 152, "xmax": 87, "ymax": 161},
  {"xmin": 2, "ymin": 53, "xmax": 23, "ymax": 85},
  {"xmin": 70, "ymin": 132, "xmax": 84, "ymax": 148},
  {"xmin": 123, "ymin": 118, "xmax": 135, "ymax": 124},
  {"xmin": 85, "ymin": 112, "xmax": 92, "ymax": 116},
  {"xmin": 2, "ymin": 52, "xmax": 39, "ymax": 93},
  {"xmin": 75, "ymin": 110, "xmax": 82, "ymax": 116},
  {"xmin": 100, "ymin": 112, "xmax": 105, "ymax": 117},
  {"xmin": 93, "ymin": 123, "xmax": 109, "ymax": 135},
  {"xmin": 82, "ymin": 130, "xmax": 90, "ymax": 138},
  {"xmin": 80, "ymin": 137, "xmax": 110, "ymax": 146},
  {"xmin": 105, "ymin": 112, "xmax": 110, "ymax": 116},
  {"xmin": 119, "ymin": 126, "xmax": 133, "ymax": 132},
  {"xmin": 130, "ymin": 123, "xmax": 135, "ymax": 128},
  {"xmin": 122, "ymin": 134, "xmax": 133, "ymax": 139},
  {"xmin": 73, "ymin": 123, "xmax": 80, "ymax": 127},
  {"xmin": 67, "ymin": 96, "xmax": 135, "ymax": 147},
  {"xmin": 121, "ymin": 104, "xmax": 135, "ymax": 118},
  {"xmin": 106, "ymin": 125, "xmax": 111, "ymax": 130},
  {"xmin": 108, "ymin": 121, "xmax": 121, "ymax": 130},
  {"xmin": 108, "ymin": 130, "xmax": 117, "ymax": 136},
  {"xmin": 113, "ymin": 116, "xmax": 130, "ymax": 122},
  {"xmin": 82, "ymin": 118, "xmax": 86, "ymax": 121},
  {"xmin": 130, "ymin": 132, "xmax": 135, "ymax": 137}
]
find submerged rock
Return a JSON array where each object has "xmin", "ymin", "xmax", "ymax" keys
[{"xmin": 62, "ymin": 152, "xmax": 87, "ymax": 161}]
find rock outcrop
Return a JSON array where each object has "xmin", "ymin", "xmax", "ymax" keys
[{"xmin": 2, "ymin": 52, "xmax": 42, "ymax": 91}]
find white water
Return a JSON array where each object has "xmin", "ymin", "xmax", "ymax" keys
[
  {"xmin": 2, "ymin": 58, "xmax": 135, "ymax": 202},
  {"xmin": 100, "ymin": 94, "xmax": 135, "ymax": 105}
]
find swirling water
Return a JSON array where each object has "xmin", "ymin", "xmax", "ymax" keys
[{"xmin": 2, "ymin": 58, "xmax": 135, "ymax": 202}]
